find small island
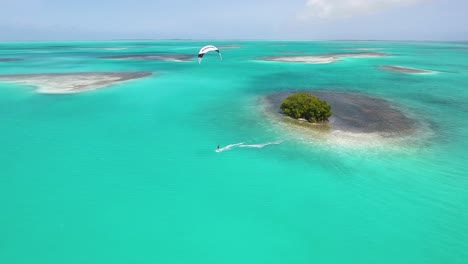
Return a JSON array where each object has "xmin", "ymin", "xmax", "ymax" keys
[
  {"xmin": 280, "ymin": 93, "xmax": 332, "ymax": 123},
  {"xmin": 263, "ymin": 91, "xmax": 416, "ymax": 136}
]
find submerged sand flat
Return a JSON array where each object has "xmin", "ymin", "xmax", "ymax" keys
[
  {"xmin": 381, "ymin": 65, "xmax": 436, "ymax": 74},
  {"xmin": 0, "ymin": 58, "xmax": 22, "ymax": 62},
  {"xmin": 0, "ymin": 72, "xmax": 152, "ymax": 94},
  {"xmin": 264, "ymin": 91, "xmax": 415, "ymax": 136},
  {"xmin": 344, "ymin": 48, "xmax": 384, "ymax": 51},
  {"xmin": 102, "ymin": 54, "xmax": 194, "ymax": 62},
  {"xmin": 257, "ymin": 52, "xmax": 388, "ymax": 64}
]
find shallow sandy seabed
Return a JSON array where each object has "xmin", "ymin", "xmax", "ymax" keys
[
  {"xmin": 0, "ymin": 72, "xmax": 152, "ymax": 94},
  {"xmin": 381, "ymin": 65, "xmax": 437, "ymax": 74},
  {"xmin": 257, "ymin": 52, "xmax": 388, "ymax": 64}
]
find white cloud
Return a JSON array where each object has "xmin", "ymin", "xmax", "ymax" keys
[{"xmin": 298, "ymin": 0, "xmax": 426, "ymax": 21}]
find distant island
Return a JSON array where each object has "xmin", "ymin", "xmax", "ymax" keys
[
  {"xmin": 102, "ymin": 54, "xmax": 194, "ymax": 62},
  {"xmin": 257, "ymin": 52, "xmax": 388, "ymax": 64},
  {"xmin": 280, "ymin": 93, "xmax": 332, "ymax": 123}
]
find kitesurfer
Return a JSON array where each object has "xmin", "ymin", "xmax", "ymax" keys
[{"xmin": 198, "ymin": 45, "xmax": 222, "ymax": 64}]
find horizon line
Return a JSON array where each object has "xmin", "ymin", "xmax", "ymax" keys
[{"xmin": 0, "ymin": 38, "xmax": 467, "ymax": 43}]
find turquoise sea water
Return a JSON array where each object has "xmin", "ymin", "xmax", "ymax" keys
[{"xmin": 0, "ymin": 41, "xmax": 467, "ymax": 264}]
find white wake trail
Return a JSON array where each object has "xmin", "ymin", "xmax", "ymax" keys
[
  {"xmin": 215, "ymin": 143, "xmax": 244, "ymax": 153},
  {"xmin": 238, "ymin": 140, "xmax": 283, "ymax": 149},
  {"xmin": 215, "ymin": 141, "xmax": 283, "ymax": 153}
]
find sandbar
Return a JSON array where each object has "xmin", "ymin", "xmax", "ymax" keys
[
  {"xmin": 257, "ymin": 52, "xmax": 388, "ymax": 64},
  {"xmin": 0, "ymin": 72, "xmax": 152, "ymax": 94}
]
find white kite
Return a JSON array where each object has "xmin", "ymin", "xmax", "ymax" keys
[{"xmin": 198, "ymin": 45, "xmax": 222, "ymax": 64}]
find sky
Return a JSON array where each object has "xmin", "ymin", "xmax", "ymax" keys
[{"xmin": 0, "ymin": 0, "xmax": 467, "ymax": 41}]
